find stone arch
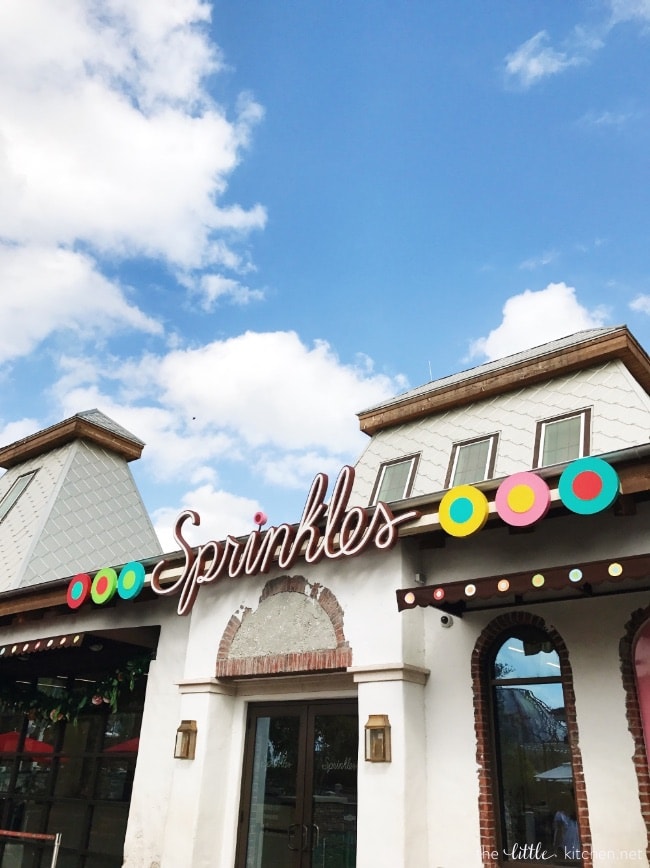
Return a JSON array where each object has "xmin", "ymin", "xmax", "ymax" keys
[{"xmin": 216, "ymin": 575, "xmax": 351, "ymax": 678}]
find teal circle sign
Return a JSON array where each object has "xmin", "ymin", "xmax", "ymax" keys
[
  {"xmin": 117, "ymin": 561, "xmax": 145, "ymax": 600},
  {"xmin": 558, "ymin": 457, "xmax": 619, "ymax": 515}
]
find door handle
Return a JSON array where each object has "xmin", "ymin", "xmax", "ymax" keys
[
  {"xmin": 287, "ymin": 824, "xmax": 302, "ymax": 851},
  {"xmin": 311, "ymin": 823, "xmax": 320, "ymax": 850}
]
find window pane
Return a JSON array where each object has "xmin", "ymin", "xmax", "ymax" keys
[
  {"xmin": 542, "ymin": 416, "xmax": 582, "ymax": 466},
  {"xmin": 452, "ymin": 440, "xmax": 490, "ymax": 486},
  {"xmin": 0, "ymin": 471, "xmax": 37, "ymax": 522},
  {"xmin": 495, "ymin": 683, "xmax": 579, "ymax": 861},
  {"xmin": 376, "ymin": 461, "xmax": 412, "ymax": 502},
  {"xmin": 494, "ymin": 636, "xmax": 560, "ymax": 680}
]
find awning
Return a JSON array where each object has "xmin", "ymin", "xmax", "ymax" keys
[{"xmin": 396, "ymin": 552, "xmax": 650, "ymax": 615}]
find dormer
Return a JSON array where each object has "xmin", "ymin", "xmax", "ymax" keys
[
  {"xmin": 351, "ymin": 326, "xmax": 650, "ymax": 507},
  {"xmin": 0, "ymin": 409, "xmax": 162, "ymax": 591}
]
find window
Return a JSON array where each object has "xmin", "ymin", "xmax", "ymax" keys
[
  {"xmin": 534, "ymin": 410, "xmax": 590, "ymax": 468},
  {"xmin": 445, "ymin": 434, "xmax": 498, "ymax": 488},
  {"xmin": 490, "ymin": 627, "xmax": 581, "ymax": 863},
  {"xmin": 371, "ymin": 455, "xmax": 419, "ymax": 505},
  {"xmin": 0, "ymin": 470, "xmax": 38, "ymax": 523}
]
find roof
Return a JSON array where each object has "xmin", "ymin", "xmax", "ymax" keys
[
  {"xmin": 358, "ymin": 326, "xmax": 650, "ymax": 435},
  {"xmin": 0, "ymin": 409, "xmax": 145, "ymax": 469}
]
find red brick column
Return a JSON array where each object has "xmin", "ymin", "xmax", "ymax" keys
[{"xmin": 619, "ymin": 605, "xmax": 650, "ymax": 862}]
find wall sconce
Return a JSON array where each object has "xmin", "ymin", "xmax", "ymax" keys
[
  {"xmin": 364, "ymin": 714, "xmax": 391, "ymax": 762},
  {"xmin": 174, "ymin": 720, "xmax": 197, "ymax": 759}
]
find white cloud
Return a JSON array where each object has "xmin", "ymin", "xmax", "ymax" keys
[
  {"xmin": 469, "ymin": 282, "xmax": 609, "ymax": 361},
  {"xmin": 194, "ymin": 274, "xmax": 265, "ymax": 309},
  {"xmin": 50, "ymin": 331, "xmax": 405, "ymax": 488},
  {"xmin": 126, "ymin": 331, "xmax": 403, "ymax": 454},
  {"xmin": 505, "ymin": 3, "xmax": 650, "ymax": 89},
  {"xmin": 519, "ymin": 250, "xmax": 559, "ymax": 270},
  {"xmin": 608, "ymin": 0, "xmax": 650, "ymax": 24},
  {"xmin": 152, "ymin": 484, "xmax": 262, "ymax": 551},
  {"xmin": 0, "ymin": 244, "xmax": 160, "ymax": 364},
  {"xmin": 505, "ymin": 31, "xmax": 584, "ymax": 88},
  {"xmin": 578, "ymin": 108, "xmax": 638, "ymax": 127},
  {"xmin": 0, "ymin": 0, "xmax": 266, "ymax": 362},
  {"xmin": 630, "ymin": 295, "xmax": 650, "ymax": 315}
]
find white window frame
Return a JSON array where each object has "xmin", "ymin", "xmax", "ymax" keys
[
  {"xmin": 534, "ymin": 409, "xmax": 591, "ymax": 468},
  {"xmin": 371, "ymin": 455, "xmax": 419, "ymax": 505},
  {"xmin": 446, "ymin": 434, "xmax": 498, "ymax": 488},
  {"xmin": 0, "ymin": 470, "xmax": 38, "ymax": 523}
]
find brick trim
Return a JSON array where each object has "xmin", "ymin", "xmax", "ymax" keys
[
  {"xmin": 471, "ymin": 611, "xmax": 592, "ymax": 868},
  {"xmin": 216, "ymin": 575, "xmax": 351, "ymax": 678},
  {"xmin": 619, "ymin": 605, "xmax": 650, "ymax": 861}
]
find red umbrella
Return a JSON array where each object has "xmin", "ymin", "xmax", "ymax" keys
[
  {"xmin": 0, "ymin": 731, "xmax": 54, "ymax": 754},
  {"xmin": 104, "ymin": 737, "xmax": 139, "ymax": 753}
]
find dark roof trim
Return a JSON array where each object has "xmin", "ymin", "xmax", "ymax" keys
[
  {"xmin": 396, "ymin": 552, "xmax": 650, "ymax": 615},
  {"xmin": 359, "ymin": 326, "xmax": 650, "ymax": 435},
  {"xmin": 0, "ymin": 411, "xmax": 144, "ymax": 468}
]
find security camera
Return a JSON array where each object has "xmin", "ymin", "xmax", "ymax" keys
[{"xmin": 440, "ymin": 614, "xmax": 453, "ymax": 628}]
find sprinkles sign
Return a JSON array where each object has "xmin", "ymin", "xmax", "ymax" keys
[{"xmin": 65, "ymin": 457, "xmax": 621, "ymax": 615}]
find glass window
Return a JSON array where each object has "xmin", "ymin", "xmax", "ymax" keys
[
  {"xmin": 535, "ymin": 411, "xmax": 589, "ymax": 468},
  {"xmin": 372, "ymin": 455, "xmax": 418, "ymax": 504},
  {"xmin": 491, "ymin": 628, "xmax": 581, "ymax": 863},
  {"xmin": 0, "ymin": 470, "xmax": 38, "ymax": 523},
  {"xmin": 447, "ymin": 435, "xmax": 497, "ymax": 487}
]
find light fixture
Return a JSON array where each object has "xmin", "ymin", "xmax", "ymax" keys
[
  {"xmin": 174, "ymin": 720, "xmax": 197, "ymax": 760},
  {"xmin": 364, "ymin": 714, "xmax": 391, "ymax": 763}
]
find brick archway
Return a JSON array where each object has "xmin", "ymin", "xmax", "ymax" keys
[
  {"xmin": 216, "ymin": 575, "xmax": 352, "ymax": 678},
  {"xmin": 471, "ymin": 611, "xmax": 592, "ymax": 868},
  {"xmin": 619, "ymin": 605, "xmax": 650, "ymax": 862}
]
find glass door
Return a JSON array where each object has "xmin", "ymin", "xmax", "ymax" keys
[{"xmin": 236, "ymin": 700, "xmax": 358, "ymax": 868}]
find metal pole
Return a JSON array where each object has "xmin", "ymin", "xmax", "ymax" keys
[{"xmin": 49, "ymin": 832, "xmax": 62, "ymax": 868}]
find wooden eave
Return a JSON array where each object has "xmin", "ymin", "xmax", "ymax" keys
[
  {"xmin": 359, "ymin": 327, "xmax": 650, "ymax": 435},
  {"xmin": 0, "ymin": 417, "xmax": 143, "ymax": 469}
]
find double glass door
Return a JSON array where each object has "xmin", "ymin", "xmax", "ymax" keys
[{"xmin": 236, "ymin": 700, "xmax": 358, "ymax": 868}]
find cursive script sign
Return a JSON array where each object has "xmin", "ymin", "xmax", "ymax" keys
[{"xmin": 151, "ymin": 465, "xmax": 420, "ymax": 615}]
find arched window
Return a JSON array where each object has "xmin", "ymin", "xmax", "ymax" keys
[{"xmin": 489, "ymin": 625, "xmax": 581, "ymax": 863}]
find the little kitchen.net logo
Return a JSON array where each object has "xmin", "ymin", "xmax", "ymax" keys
[{"xmin": 480, "ymin": 844, "xmax": 645, "ymax": 861}]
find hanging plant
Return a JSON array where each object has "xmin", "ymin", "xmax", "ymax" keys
[{"xmin": 0, "ymin": 654, "xmax": 152, "ymax": 723}]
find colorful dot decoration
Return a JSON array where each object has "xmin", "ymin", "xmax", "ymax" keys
[
  {"xmin": 67, "ymin": 573, "xmax": 92, "ymax": 609},
  {"xmin": 118, "ymin": 561, "xmax": 146, "ymax": 600},
  {"xmin": 439, "ymin": 486, "xmax": 489, "ymax": 538},
  {"xmin": 558, "ymin": 457, "xmax": 620, "ymax": 516},
  {"xmin": 450, "ymin": 559, "xmax": 632, "ymax": 601},
  {"xmin": 495, "ymin": 472, "xmax": 551, "ymax": 527},
  {"xmin": 436, "ymin": 458, "xmax": 619, "ymax": 540},
  {"xmin": 90, "ymin": 568, "xmax": 118, "ymax": 605},
  {"xmin": 67, "ymin": 561, "xmax": 146, "ymax": 610}
]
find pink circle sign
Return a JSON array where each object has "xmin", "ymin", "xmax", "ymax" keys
[{"xmin": 495, "ymin": 472, "xmax": 551, "ymax": 527}]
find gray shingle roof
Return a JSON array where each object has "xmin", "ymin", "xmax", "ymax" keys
[{"xmin": 360, "ymin": 327, "xmax": 622, "ymax": 415}]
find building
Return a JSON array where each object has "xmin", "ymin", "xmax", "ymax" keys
[{"xmin": 1, "ymin": 325, "xmax": 650, "ymax": 867}]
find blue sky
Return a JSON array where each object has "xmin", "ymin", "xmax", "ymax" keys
[{"xmin": 0, "ymin": 0, "xmax": 649, "ymax": 550}]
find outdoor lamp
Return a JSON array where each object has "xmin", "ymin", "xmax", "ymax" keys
[
  {"xmin": 174, "ymin": 720, "xmax": 197, "ymax": 759},
  {"xmin": 364, "ymin": 714, "xmax": 391, "ymax": 762}
]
